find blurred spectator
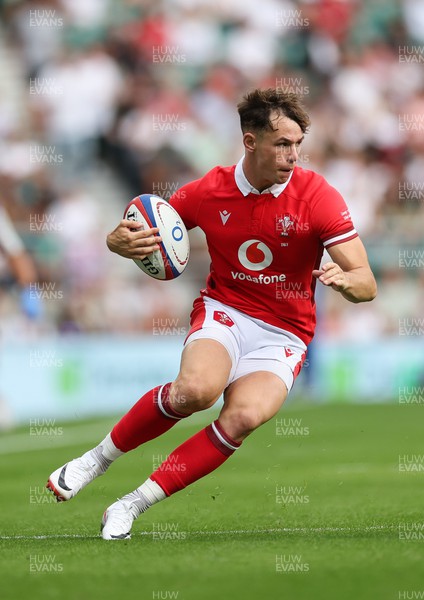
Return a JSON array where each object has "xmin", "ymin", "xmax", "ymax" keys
[
  {"xmin": 8, "ymin": 0, "xmax": 65, "ymax": 77},
  {"xmin": 0, "ymin": 202, "xmax": 38, "ymax": 292},
  {"xmin": 31, "ymin": 43, "xmax": 123, "ymax": 181}
]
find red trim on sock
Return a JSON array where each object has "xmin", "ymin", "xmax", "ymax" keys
[
  {"xmin": 159, "ymin": 383, "xmax": 189, "ymax": 419},
  {"xmin": 151, "ymin": 422, "xmax": 241, "ymax": 496},
  {"xmin": 213, "ymin": 420, "xmax": 241, "ymax": 448},
  {"xmin": 111, "ymin": 383, "xmax": 188, "ymax": 453},
  {"xmin": 205, "ymin": 424, "xmax": 232, "ymax": 457}
]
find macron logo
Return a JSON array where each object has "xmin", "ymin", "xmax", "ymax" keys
[{"xmin": 220, "ymin": 210, "xmax": 231, "ymax": 225}]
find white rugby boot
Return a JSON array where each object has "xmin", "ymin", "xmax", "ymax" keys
[
  {"xmin": 46, "ymin": 447, "xmax": 111, "ymax": 502},
  {"xmin": 100, "ymin": 479, "xmax": 166, "ymax": 540},
  {"xmin": 101, "ymin": 499, "xmax": 137, "ymax": 540}
]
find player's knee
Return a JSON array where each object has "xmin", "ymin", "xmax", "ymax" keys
[
  {"xmin": 224, "ymin": 407, "xmax": 265, "ymax": 439},
  {"xmin": 170, "ymin": 376, "xmax": 220, "ymax": 413}
]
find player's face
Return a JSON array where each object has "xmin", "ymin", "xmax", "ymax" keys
[{"xmin": 247, "ymin": 112, "xmax": 304, "ymax": 188}]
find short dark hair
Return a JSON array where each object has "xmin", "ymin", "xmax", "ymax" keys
[{"xmin": 237, "ymin": 88, "xmax": 310, "ymax": 134}]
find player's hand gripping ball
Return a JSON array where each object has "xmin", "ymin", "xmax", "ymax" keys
[{"xmin": 124, "ymin": 194, "xmax": 189, "ymax": 280}]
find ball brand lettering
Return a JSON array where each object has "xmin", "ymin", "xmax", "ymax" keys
[{"xmin": 141, "ymin": 256, "xmax": 160, "ymax": 275}]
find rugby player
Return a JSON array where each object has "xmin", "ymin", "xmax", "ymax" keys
[{"xmin": 47, "ymin": 89, "xmax": 377, "ymax": 539}]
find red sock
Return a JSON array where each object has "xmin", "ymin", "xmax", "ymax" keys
[
  {"xmin": 151, "ymin": 420, "xmax": 241, "ymax": 496},
  {"xmin": 111, "ymin": 383, "xmax": 189, "ymax": 452}
]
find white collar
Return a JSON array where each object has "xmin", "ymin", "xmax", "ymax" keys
[{"xmin": 234, "ymin": 156, "xmax": 293, "ymax": 197}]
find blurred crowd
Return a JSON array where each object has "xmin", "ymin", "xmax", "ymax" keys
[{"xmin": 0, "ymin": 0, "xmax": 423, "ymax": 341}]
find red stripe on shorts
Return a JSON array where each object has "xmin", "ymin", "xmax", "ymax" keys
[{"xmin": 184, "ymin": 296, "xmax": 207, "ymax": 343}]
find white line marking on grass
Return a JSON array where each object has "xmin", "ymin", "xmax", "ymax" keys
[
  {"xmin": 0, "ymin": 414, "xmax": 212, "ymax": 455},
  {"xmin": 0, "ymin": 524, "xmax": 397, "ymax": 541},
  {"xmin": 0, "ymin": 424, "xmax": 113, "ymax": 455}
]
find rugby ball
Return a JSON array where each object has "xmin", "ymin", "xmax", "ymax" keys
[{"xmin": 124, "ymin": 194, "xmax": 189, "ymax": 280}]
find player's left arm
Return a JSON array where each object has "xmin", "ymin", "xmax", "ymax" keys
[{"xmin": 312, "ymin": 237, "xmax": 377, "ymax": 303}]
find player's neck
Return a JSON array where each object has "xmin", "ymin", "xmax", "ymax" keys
[{"xmin": 242, "ymin": 157, "xmax": 274, "ymax": 193}]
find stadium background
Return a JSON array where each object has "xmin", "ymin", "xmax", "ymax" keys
[{"xmin": 0, "ymin": 2, "xmax": 423, "ymax": 600}]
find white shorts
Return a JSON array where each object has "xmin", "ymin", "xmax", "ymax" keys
[{"xmin": 185, "ymin": 296, "xmax": 307, "ymax": 392}]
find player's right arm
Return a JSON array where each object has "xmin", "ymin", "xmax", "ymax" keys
[{"xmin": 106, "ymin": 219, "xmax": 162, "ymax": 259}]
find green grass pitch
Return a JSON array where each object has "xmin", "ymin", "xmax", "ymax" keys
[{"xmin": 0, "ymin": 403, "xmax": 423, "ymax": 600}]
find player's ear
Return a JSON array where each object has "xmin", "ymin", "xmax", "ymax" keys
[{"xmin": 243, "ymin": 132, "xmax": 256, "ymax": 153}]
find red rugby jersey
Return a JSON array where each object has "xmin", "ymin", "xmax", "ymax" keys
[{"xmin": 169, "ymin": 161, "xmax": 357, "ymax": 345}]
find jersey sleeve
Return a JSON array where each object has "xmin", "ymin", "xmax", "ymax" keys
[
  {"xmin": 310, "ymin": 179, "xmax": 358, "ymax": 249},
  {"xmin": 168, "ymin": 178, "xmax": 205, "ymax": 230}
]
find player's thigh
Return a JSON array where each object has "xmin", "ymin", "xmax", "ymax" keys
[
  {"xmin": 170, "ymin": 338, "xmax": 232, "ymax": 413},
  {"xmin": 219, "ymin": 371, "xmax": 288, "ymax": 441}
]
